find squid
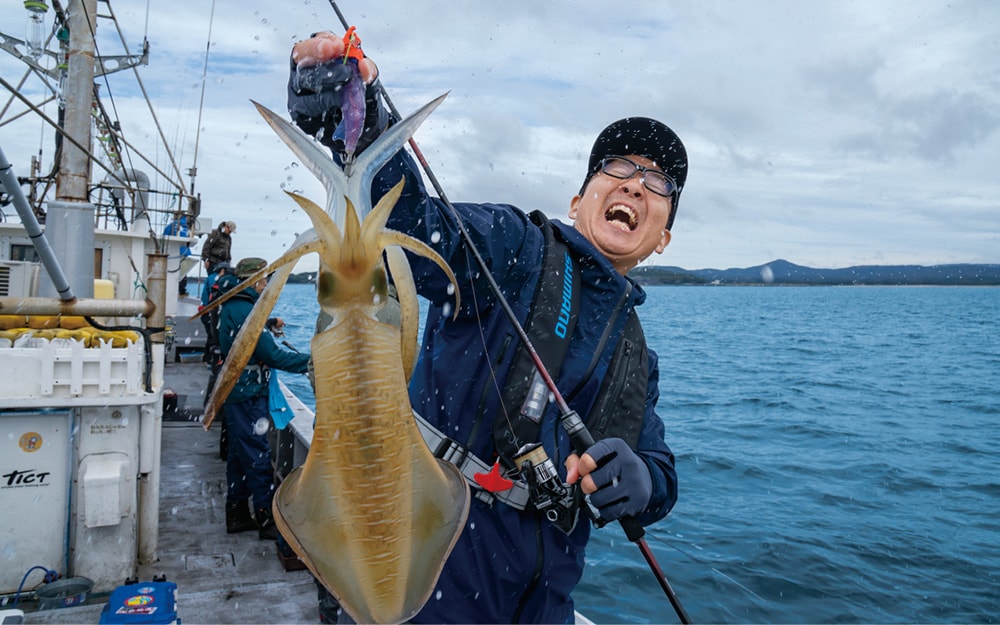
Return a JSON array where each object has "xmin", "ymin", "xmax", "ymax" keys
[{"xmin": 195, "ymin": 95, "xmax": 470, "ymax": 624}]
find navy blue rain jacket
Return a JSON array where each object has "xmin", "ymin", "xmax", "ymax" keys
[
  {"xmin": 217, "ymin": 288, "xmax": 310, "ymax": 403},
  {"xmin": 371, "ymin": 151, "xmax": 678, "ymax": 624}
]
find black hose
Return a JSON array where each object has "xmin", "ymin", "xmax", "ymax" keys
[{"xmin": 85, "ymin": 315, "xmax": 154, "ymax": 393}]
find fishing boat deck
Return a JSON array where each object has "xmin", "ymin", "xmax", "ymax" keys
[
  {"xmin": 21, "ymin": 298, "xmax": 319, "ymax": 624},
  {"xmin": 17, "ymin": 297, "xmax": 593, "ymax": 625},
  {"xmin": 139, "ymin": 417, "xmax": 318, "ymax": 624},
  {"xmin": 22, "ymin": 419, "xmax": 319, "ymax": 624}
]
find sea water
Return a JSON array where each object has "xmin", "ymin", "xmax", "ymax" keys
[{"xmin": 272, "ymin": 284, "xmax": 1000, "ymax": 624}]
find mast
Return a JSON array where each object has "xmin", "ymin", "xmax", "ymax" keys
[{"xmin": 39, "ymin": 0, "xmax": 97, "ymax": 298}]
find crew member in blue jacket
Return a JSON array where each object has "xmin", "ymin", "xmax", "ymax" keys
[
  {"xmin": 289, "ymin": 33, "xmax": 684, "ymax": 624},
  {"xmin": 218, "ymin": 256, "xmax": 311, "ymax": 540}
]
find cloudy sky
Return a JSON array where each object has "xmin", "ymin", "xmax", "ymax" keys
[{"xmin": 2, "ymin": 0, "xmax": 998, "ymax": 272}]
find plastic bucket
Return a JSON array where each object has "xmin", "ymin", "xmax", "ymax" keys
[{"xmin": 35, "ymin": 577, "xmax": 93, "ymax": 610}]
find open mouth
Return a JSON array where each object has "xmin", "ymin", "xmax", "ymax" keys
[{"xmin": 605, "ymin": 204, "xmax": 638, "ymax": 232}]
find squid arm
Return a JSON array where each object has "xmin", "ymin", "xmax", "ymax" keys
[
  {"xmin": 253, "ymin": 93, "xmax": 448, "ymax": 223},
  {"xmin": 354, "ymin": 169, "xmax": 460, "ymax": 319},
  {"xmin": 188, "ymin": 229, "xmax": 321, "ymax": 322},
  {"xmin": 379, "ymin": 230, "xmax": 460, "ymax": 320},
  {"xmin": 253, "ymin": 99, "xmax": 349, "ymax": 224},
  {"xmin": 383, "ymin": 245, "xmax": 418, "ymax": 378},
  {"xmin": 201, "ymin": 234, "xmax": 324, "ymax": 430}
]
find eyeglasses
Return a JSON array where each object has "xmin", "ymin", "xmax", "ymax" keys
[{"xmin": 598, "ymin": 156, "xmax": 676, "ymax": 198}]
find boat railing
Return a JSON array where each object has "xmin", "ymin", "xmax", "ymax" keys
[
  {"xmin": 2, "ymin": 177, "xmax": 202, "ymax": 239},
  {"xmin": 272, "ymin": 380, "xmax": 317, "ymax": 482}
]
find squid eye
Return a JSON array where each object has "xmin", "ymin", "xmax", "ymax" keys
[
  {"xmin": 318, "ymin": 270, "xmax": 336, "ymax": 301},
  {"xmin": 370, "ymin": 268, "xmax": 388, "ymax": 303}
]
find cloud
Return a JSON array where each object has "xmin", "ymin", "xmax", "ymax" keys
[{"xmin": 1, "ymin": 0, "xmax": 998, "ymax": 272}]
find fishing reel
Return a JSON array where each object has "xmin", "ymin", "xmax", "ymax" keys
[{"xmin": 513, "ymin": 442, "xmax": 580, "ymax": 534}]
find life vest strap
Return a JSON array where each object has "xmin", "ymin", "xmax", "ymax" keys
[{"xmin": 414, "ymin": 411, "xmax": 530, "ymax": 510}]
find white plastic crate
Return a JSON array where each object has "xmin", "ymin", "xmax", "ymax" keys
[{"xmin": 0, "ymin": 338, "xmax": 145, "ymax": 400}]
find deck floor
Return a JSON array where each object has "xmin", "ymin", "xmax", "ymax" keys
[
  {"xmin": 140, "ymin": 420, "xmax": 319, "ymax": 624},
  {"xmin": 21, "ymin": 304, "xmax": 322, "ymax": 624}
]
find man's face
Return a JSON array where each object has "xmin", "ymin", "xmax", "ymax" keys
[{"xmin": 568, "ymin": 154, "xmax": 673, "ymax": 274}]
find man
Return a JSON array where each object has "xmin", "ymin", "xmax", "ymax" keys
[
  {"xmin": 201, "ymin": 220, "xmax": 236, "ymax": 270},
  {"xmin": 201, "ymin": 260, "xmax": 235, "ymax": 458},
  {"xmin": 199, "ymin": 260, "xmax": 232, "ymax": 365},
  {"xmin": 217, "ymin": 257, "xmax": 311, "ymax": 539},
  {"xmin": 289, "ymin": 33, "xmax": 683, "ymax": 624},
  {"xmin": 265, "ymin": 316, "xmax": 286, "ymax": 338}
]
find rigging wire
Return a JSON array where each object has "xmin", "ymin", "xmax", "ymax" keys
[
  {"xmin": 82, "ymin": 0, "xmax": 200, "ymax": 263},
  {"xmin": 79, "ymin": 0, "xmax": 154, "ymax": 245},
  {"xmin": 189, "ymin": 0, "xmax": 216, "ymax": 196},
  {"xmin": 0, "ymin": 3, "xmax": 63, "ymax": 182},
  {"xmin": 75, "ymin": 1, "xmax": 157, "ymax": 271},
  {"xmin": 103, "ymin": 1, "xmax": 187, "ymax": 194}
]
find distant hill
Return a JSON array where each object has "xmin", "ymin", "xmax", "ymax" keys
[
  {"xmin": 287, "ymin": 272, "xmax": 317, "ymax": 284},
  {"xmin": 287, "ymin": 262, "xmax": 1000, "ymax": 286},
  {"xmin": 630, "ymin": 260, "xmax": 1000, "ymax": 286}
]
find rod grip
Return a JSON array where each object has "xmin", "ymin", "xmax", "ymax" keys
[{"xmin": 561, "ymin": 410, "xmax": 647, "ymax": 541}]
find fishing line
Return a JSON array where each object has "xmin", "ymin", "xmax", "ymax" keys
[
  {"xmin": 322, "ymin": 2, "xmax": 691, "ymax": 622},
  {"xmin": 647, "ymin": 533, "xmax": 768, "ymax": 606}
]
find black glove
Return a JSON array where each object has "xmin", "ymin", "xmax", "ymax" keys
[
  {"xmin": 286, "ymin": 56, "xmax": 391, "ymax": 158},
  {"xmin": 583, "ymin": 438, "xmax": 653, "ymax": 521}
]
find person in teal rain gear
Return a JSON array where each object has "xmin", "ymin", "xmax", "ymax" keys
[
  {"xmin": 164, "ymin": 211, "xmax": 192, "ymax": 296},
  {"xmin": 264, "ymin": 316, "xmax": 296, "ymax": 429},
  {"xmin": 217, "ymin": 257, "xmax": 311, "ymax": 539}
]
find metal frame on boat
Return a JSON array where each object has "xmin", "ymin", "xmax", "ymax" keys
[{"xmin": 0, "ymin": 0, "xmax": 202, "ymax": 602}]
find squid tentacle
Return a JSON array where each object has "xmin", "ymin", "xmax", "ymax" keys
[
  {"xmin": 201, "ymin": 233, "xmax": 323, "ymax": 428},
  {"xmin": 189, "ymin": 230, "xmax": 322, "ymax": 322}
]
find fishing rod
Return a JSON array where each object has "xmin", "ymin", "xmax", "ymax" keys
[{"xmin": 323, "ymin": 3, "xmax": 691, "ymax": 622}]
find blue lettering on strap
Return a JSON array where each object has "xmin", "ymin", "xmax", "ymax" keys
[{"xmin": 555, "ymin": 253, "xmax": 574, "ymax": 338}]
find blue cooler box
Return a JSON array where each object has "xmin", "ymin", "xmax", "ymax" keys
[{"xmin": 100, "ymin": 580, "xmax": 179, "ymax": 624}]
